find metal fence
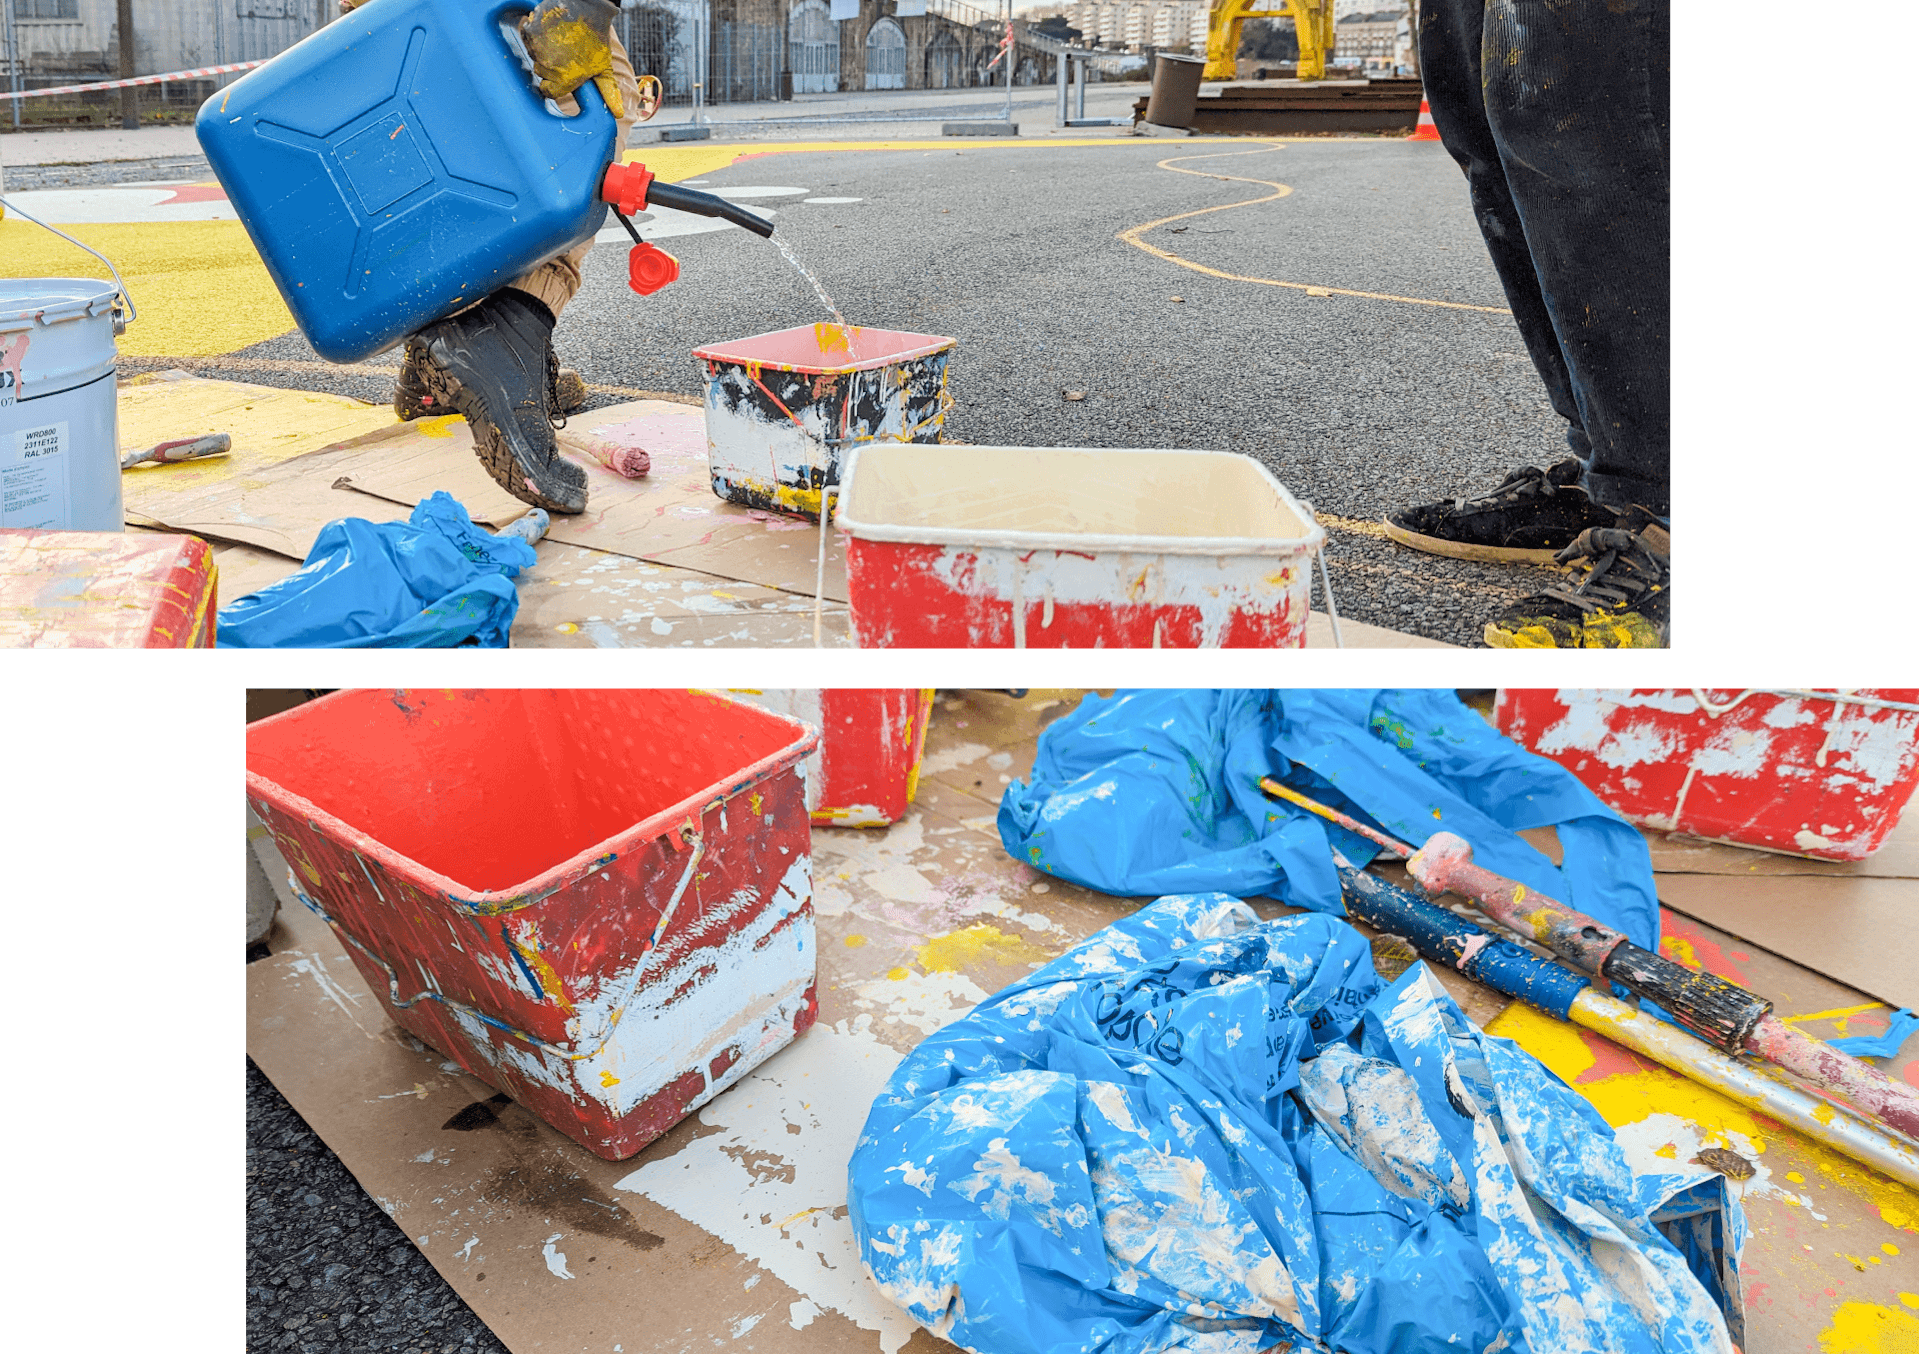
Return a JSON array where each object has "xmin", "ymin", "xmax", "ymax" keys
[{"xmin": 712, "ymin": 21, "xmax": 780, "ymax": 103}]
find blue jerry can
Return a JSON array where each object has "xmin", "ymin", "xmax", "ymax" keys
[{"xmin": 197, "ymin": 0, "xmax": 617, "ymax": 363}]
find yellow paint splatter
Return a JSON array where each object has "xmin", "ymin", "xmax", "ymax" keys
[
  {"xmin": 1489, "ymin": 1003, "xmax": 1919, "ymax": 1233},
  {"xmin": 913, "ymin": 924, "xmax": 1052, "ymax": 975},
  {"xmin": 556, "ymin": 622, "xmax": 579, "ymax": 634},
  {"xmin": 1902, "ymin": 1293, "xmax": 1919, "ymax": 1309},
  {"xmin": 1654, "ymin": 1143, "xmax": 1677, "ymax": 1159},
  {"xmin": 749, "ymin": 792, "xmax": 764, "ymax": 814},
  {"xmin": 415, "ymin": 414, "xmax": 465, "ymax": 439},
  {"xmin": 600, "ymin": 1070, "xmax": 620, "ymax": 1088},
  {"xmin": 1886, "ymin": 1243, "xmax": 1902, "ymax": 1256},
  {"xmin": 843, "ymin": 934, "xmax": 866, "ymax": 948},
  {"xmin": 1789, "ymin": 1172, "xmax": 1807, "ymax": 1184},
  {"xmin": 886, "ymin": 966, "xmax": 909, "ymax": 981},
  {"xmin": 1816, "ymin": 1300, "xmax": 1919, "ymax": 1353},
  {"xmin": 509, "ymin": 921, "xmax": 574, "ymax": 1013}
]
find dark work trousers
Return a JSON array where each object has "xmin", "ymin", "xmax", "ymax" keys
[{"xmin": 1420, "ymin": 0, "xmax": 1669, "ymax": 516}]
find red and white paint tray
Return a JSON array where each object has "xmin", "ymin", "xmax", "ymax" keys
[
  {"xmin": 1495, "ymin": 688, "xmax": 1919, "ymax": 861},
  {"xmin": 834, "ymin": 444, "xmax": 1327, "ymax": 648},
  {"xmin": 245, "ymin": 689, "xmax": 821, "ymax": 1161},
  {"xmin": 720, "ymin": 689, "xmax": 935, "ymax": 826}
]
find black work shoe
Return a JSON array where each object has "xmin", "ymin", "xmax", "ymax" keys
[
  {"xmin": 406, "ymin": 290, "xmax": 588, "ymax": 514},
  {"xmin": 1384, "ymin": 458, "xmax": 1621, "ymax": 564},
  {"xmin": 395, "ymin": 351, "xmax": 588, "ymax": 422},
  {"xmin": 1483, "ymin": 525, "xmax": 1670, "ymax": 648}
]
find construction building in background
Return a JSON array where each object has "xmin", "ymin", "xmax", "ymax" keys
[{"xmin": 0, "ymin": 0, "xmax": 1084, "ymax": 130}]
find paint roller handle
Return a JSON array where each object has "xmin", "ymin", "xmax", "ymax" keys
[
  {"xmin": 1338, "ymin": 863, "xmax": 1919, "ymax": 1190},
  {"xmin": 120, "ymin": 432, "xmax": 231, "ymax": 470},
  {"xmin": 495, "ymin": 508, "xmax": 550, "ymax": 547},
  {"xmin": 1406, "ymin": 831, "xmax": 1774, "ymax": 1055},
  {"xmin": 1335, "ymin": 861, "xmax": 1588, "ymax": 1020}
]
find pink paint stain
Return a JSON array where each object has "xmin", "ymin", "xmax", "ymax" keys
[
  {"xmin": 0, "ymin": 332, "xmax": 28, "ymax": 400},
  {"xmin": 1658, "ymin": 911, "xmax": 1755, "ymax": 987}
]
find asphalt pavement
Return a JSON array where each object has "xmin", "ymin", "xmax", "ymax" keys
[
  {"xmin": 249, "ymin": 1055, "xmax": 509, "ymax": 1354},
  {"xmin": 224, "ymin": 131, "xmax": 1563, "ymax": 643}
]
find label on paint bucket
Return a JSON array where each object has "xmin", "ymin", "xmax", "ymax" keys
[{"xmin": 3, "ymin": 421, "xmax": 71, "ymax": 529}]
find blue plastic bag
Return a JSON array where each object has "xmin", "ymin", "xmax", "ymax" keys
[
  {"xmin": 218, "ymin": 491, "xmax": 535, "ymax": 648},
  {"xmin": 998, "ymin": 689, "xmax": 1664, "ymax": 953},
  {"xmin": 848, "ymin": 895, "xmax": 1742, "ymax": 1354}
]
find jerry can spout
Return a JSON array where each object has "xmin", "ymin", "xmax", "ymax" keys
[{"xmin": 601, "ymin": 162, "xmax": 776, "ymax": 239}]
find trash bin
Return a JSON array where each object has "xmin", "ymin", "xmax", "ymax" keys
[
  {"xmin": 1144, "ymin": 51, "xmax": 1206, "ymax": 128},
  {"xmin": 246, "ymin": 689, "xmax": 822, "ymax": 1160}
]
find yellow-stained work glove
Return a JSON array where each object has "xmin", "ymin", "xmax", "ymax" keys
[{"xmin": 519, "ymin": 0, "xmax": 625, "ymax": 120}]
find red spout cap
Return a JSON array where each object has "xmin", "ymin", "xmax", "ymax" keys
[
  {"xmin": 628, "ymin": 241, "xmax": 679, "ymax": 296},
  {"xmin": 602, "ymin": 161, "xmax": 654, "ymax": 216}
]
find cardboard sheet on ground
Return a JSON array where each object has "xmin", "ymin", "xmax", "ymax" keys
[
  {"xmin": 1658, "ymin": 874, "xmax": 1919, "ymax": 1010},
  {"xmin": 247, "ymin": 693, "xmax": 1919, "ymax": 1354},
  {"xmin": 330, "ymin": 401, "xmax": 849, "ymax": 601},
  {"xmin": 117, "ymin": 374, "xmax": 400, "ymax": 555}
]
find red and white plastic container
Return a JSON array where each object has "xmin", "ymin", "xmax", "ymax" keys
[
  {"xmin": 835, "ymin": 444, "xmax": 1326, "ymax": 648},
  {"xmin": 1495, "ymin": 688, "xmax": 1919, "ymax": 861},
  {"xmin": 246, "ymin": 689, "xmax": 821, "ymax": 1160},
  {"xmin": 722, "ymin": 689, "xmax": 935, "ymax": 826}
]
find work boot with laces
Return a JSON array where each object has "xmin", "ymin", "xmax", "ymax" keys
[
  {"xmin": 1384, "ymin": 458, "xmax": 1622, "ymax": 564},
  {"xmin": 1483, "ymin": 520, "xmax": 1670, "ymax": 648},
  {"xmin": 403, "ymin": 289, "xmax": 588, "ymax": 514},
  {"xmin": 395, "ymin": 344, "xmax": 587, "ymax": 421}
]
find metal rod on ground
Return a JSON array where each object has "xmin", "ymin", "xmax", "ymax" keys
[
  {"xmin": 1335, "ymin": 861, "xmax": 1919, "ymax": 1191},
  {"xmin": 1259, "ymin": 776, "xmax": 1919, "ymax": 1142}
]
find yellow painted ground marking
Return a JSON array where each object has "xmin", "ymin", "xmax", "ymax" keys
[
  {"xmin": 1, "ymin": 219, "xmax": 295, "ymax": 356},
  {"xmin": 1116, "ymin": 143, "xmax": 1513, "ymax": 315},
  {"xmin": 117, "ymin": 376, "xmax": 397, "ymax": 492}
]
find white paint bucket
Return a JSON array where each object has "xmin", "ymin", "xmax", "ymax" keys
[{"xmin": 0, "ymin": 279, "xmax": 126, "ymax": 531}]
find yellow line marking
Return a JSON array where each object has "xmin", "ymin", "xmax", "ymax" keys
[
  {"xmin": 122, "ymin": 356, "xmax": 700, "ymax": 406},
  {"xmin": 1116, "ymin": 143, "xmax": 1513, "ymax": 315}
]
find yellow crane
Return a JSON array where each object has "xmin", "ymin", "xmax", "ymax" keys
[{"xmin": 1204, "ymin": 0, "xmax": 1336, "ymax": 82}]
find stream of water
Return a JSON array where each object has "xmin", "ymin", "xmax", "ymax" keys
[{"xmin": 772, "ymin": 235, "xmax": 850, "ymax": 337}]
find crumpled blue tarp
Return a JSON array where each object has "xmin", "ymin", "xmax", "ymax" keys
[
  {"xmin": 217, "ymin": 491, "xmax": 534, "ymax": 648},
  {"xmin": 998, "ymin": 689, "xmax": 1664, "ymax": 954},
  {"xmin": 849, "ymin": 895, "xmax": 1742, "ymax": 1354},
  {"xmin": 1828, "ymin": 1007, "xmax": 1919, "ymax": 1059}
]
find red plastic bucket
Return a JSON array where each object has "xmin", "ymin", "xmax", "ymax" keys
[
  {"xmin": 1494, "ymin": 688, "xmax": 1919, "ymax": 861},
  {"xmin": 722, "ymin": 689, "xmax": 935, "ymax": 826},
  {"xmin": 246, "ymin": 689, "xmax": 821, "ymax": 1160}
]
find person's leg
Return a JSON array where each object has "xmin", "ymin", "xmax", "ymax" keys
[
  {"xmin": 1380, "ymin": 0, "xmax": 1623, "ymax": 563},
  {"xmin": 1481, "ymin": 0, "xmax": 1669, "ymax": 514},
  {"xmin": 397, "ymin": 32, "xmax": 643, "ymax": 512},
  {"xmin": 1417, "ymin": 0, "xmax": 1586, "ymax": 454}
]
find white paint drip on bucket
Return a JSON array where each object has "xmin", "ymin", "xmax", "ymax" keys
[{"xmin": 0, "ymin": 278, "xmax": 125, "ymax": 530}]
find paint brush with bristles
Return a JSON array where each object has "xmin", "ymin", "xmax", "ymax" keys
[{"xmin": 1258, "ymin": 775, "xmax": 1919, "ymax": 1145}]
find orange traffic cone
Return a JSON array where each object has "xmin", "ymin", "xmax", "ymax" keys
[{"xmin": 1409, "ymin": 97, "xmax": 1440, "ymax": 141}]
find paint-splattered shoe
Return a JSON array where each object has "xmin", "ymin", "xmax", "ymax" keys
[
  {"xmin": 396, "ymin": 346, "xmax": 587, "ymax": 420},
  {"xmin": 1483, "ymin": 523, "xmax": 1670, "ymax": 648},
  {"xmin": 1385, "ymin": 458, "xmax": 1621, "ymax": 564},
  {"xmin": 406, "ymin": 290, "xmax": 588, "ymax": 515}
]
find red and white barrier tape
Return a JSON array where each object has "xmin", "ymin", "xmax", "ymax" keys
[{"xmin": 1, "ymin": 59, "xmax": 266, "ymax": 101}]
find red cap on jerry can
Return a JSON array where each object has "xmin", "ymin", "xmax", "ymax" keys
[
  {"xmin": 628, "ymin": 241, "xmax": 680, "ymax": 296},
  {"xmin": 601, "ymin": 161, "xmax": 655, "ymax": 215}
]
